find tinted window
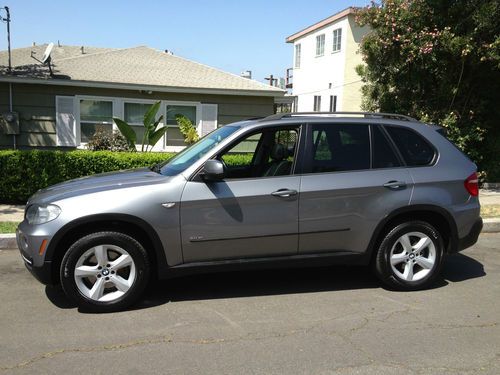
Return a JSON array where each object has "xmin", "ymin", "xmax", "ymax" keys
[
  {"xmin": 372, "ymin": 126, "xmax": 401, "ymax": 169},
  {"xmin": 386, "ymin": 126, "xmax": 435, "ymax": 166},
  {"xmin": 309, "ymin": 124, "xmax": 370, "ymax": 173}
]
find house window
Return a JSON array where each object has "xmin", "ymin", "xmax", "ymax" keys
[
  {"xmin": 79, "ymin": 99, "xmax": 113, "ymax": 142},
  {"xmin": 332, "ymin": 28, "xmax": 342, "ymax": 52},
  {"xmin": 124, "ymin": 102, "xmax": 157, "ymax": 143},
  {"xmin": 313, "ymin": 96, "xmax": 321, "ymax": 111},
  {"xmin": 315, "ymin": 34, "xmax": 325, "ymax": 56},
  {"xmin": 294, "ymin": 44, "xmax": 301, "ymax": 68},
  {"xmin": 166, "ymin": 105, "xmax": 197, "ymax": 146},
  {"xmin": 329, "ymin": 95, "xmax": 337, "ymax": 112}
]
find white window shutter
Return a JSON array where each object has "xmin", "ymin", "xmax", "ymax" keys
[
  {"xmin": 200, "ymin": 104, "xmax": 218, "ymax": 136},
  {"xmin": 56, "ymin": 96, "xmax": 77, "ymax": 146}
]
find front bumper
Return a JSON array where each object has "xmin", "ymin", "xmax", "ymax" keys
[
  {"xmin": 16, "ymin": 225, "xmax": 56, "ymax": 285},
  {"xmin": 457, "ymin": 217, "xmax": 483, "ymax": 252}
]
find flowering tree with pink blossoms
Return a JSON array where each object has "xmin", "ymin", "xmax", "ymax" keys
[{"xmin": 355, "ymin": 0, "xmax": 500, "ymax": 180}]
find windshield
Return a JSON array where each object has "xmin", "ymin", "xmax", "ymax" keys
[{"xmin": 160, "ymin": 125, "xmax": 240, "ymax": 176}]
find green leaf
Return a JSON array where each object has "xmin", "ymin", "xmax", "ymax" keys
[
  {"xmin": 143, "ymin": 101, "xmax": 161, "ymax": 128},
  {"xmin": 148, "ymin": 126, "xmax": 168, "ymax": 146},
  {"xmin": 113, "ymin": 118, "xmax": 136, "ymax": 147}
]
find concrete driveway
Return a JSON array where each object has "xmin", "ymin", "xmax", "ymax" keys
[{"xmin": 0, "ymin": 234, "xmax": 499, "ymax": 374}]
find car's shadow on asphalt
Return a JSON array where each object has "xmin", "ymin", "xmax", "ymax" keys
[{"xmin": 44, "ymin": 252, "xmax": 486, "ymax": 313}]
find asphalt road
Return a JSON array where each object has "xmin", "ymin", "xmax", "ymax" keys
[{"xmin": 1, "ymin": 234, "xmax": 499, "ymax": 375}]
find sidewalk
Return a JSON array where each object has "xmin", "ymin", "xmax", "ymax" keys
[{"xmin": 1, "ymin": 189, "xmax": 499, "ymax": 249}]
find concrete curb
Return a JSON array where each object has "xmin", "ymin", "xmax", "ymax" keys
[
  {"xmin": 0, "ymin": 234, "xmax": 16, "ymax": 250},
  {"xmin": 1, "ymin": 219, "xmax": 500, "ymax": 250},
  {"xmin": 482, "ymin": 218, "xmax": 500, "ymax": 233}
]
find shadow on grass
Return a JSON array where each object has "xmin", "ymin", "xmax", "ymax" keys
[{"xmin": 44, "ymin": 252, "xmax": 485, "ymax": 313}]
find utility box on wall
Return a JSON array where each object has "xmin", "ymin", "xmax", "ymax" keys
[{"xmin": 0, "ymin": 112, "xmax": 20, "ymax": 134}]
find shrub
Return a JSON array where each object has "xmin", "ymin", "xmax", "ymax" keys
[
  {"xmin": 86, "ymin": 128, "xmax": 132, "ymax": 152},
  {"xmin": 0, "ymin": 150, "xmax": 174, "ymax": 204}
]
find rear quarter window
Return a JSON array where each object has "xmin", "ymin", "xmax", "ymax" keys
[{"xmin": 385, "ymin": 126, "xmax": 436, "ymax": 166}]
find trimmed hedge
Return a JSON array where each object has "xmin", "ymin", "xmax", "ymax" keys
[{"xmin": 0, "ymin": 150, "xmax": 175, "ymax": 204}]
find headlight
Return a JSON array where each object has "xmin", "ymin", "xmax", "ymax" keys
[{"xmin": 26, "ymin": 204, "xmax": 61, "ymax": 225}]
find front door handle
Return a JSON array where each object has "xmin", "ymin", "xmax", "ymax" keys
[
  {"xmin": 271, "ymin": 189, "xmax": 298, "ymax": 198},
  {"xmin": 383, "ymin": 180, "xmax": 407, "ymax": 190}
]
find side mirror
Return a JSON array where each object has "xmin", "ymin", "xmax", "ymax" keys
[{"xmin": 202, "ymin": 159, "xmax": 225, "ymax": 181}]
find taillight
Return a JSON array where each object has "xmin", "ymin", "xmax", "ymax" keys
[{"xmin": 464, "ymin": 172, "xmax": 479, "ymax": 196}]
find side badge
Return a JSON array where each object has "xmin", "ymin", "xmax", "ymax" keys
[{"xmin": 162, "ymin": 202, "xmax": 176, "ymax": 209}]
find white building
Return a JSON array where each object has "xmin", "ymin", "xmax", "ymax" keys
[{"xmin": 286, "ymin": 7, "xmax": 369, "ymax": 112}]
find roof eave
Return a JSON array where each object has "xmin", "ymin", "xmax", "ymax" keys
[
  {"xmin": 286, "ymin": 7, "xmax": 357, "ymax": 43},
  {"xmin": 0, "ymin": 76, "xmax": 286, "ymax": 97}
]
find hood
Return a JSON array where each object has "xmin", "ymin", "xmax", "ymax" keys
[{"xmin": 29, "ymin": 168, "xmax": 171, "ymax": 205}]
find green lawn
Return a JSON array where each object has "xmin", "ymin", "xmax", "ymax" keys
[
  {"xmin": 0, "ymin": 222, "xmax": 19, "ymax": 234},
  {"xmin": 481, "ymin": 204, "xmax": 500, "ymax": 219}
]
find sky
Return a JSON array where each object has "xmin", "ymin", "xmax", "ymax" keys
[{"xmin": 0, "ymin": 0, "xmax": 370, "ymax": 84}]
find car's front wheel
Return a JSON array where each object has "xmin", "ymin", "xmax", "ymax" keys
[
  {"xmin": 60, "ymin": 231, "xmax": 150, "ymax": 312},
  {"xmin": 373, "ymin": 221, "xmax": 444, "ymax": 290}
]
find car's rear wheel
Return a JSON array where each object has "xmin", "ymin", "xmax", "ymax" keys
[
  {"xmin": 60, "ymin": 231, "xmax": 150, "ymax": 312},
  {"xmin": 373, "ymin": 221, "xmax": 444, "ymax": 290}
]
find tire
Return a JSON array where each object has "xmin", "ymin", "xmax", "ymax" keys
[
  {"xmin": 60, "ymin": 231, "xmax": 150, "ymax": 312},
  {"xmin": 373, "ymin": 221, "xmax": 444, "ymax": 290}
]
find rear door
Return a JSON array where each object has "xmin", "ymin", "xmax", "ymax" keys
[{"xmin": 298, "ymin": 123, "xmax": 413, "ymax": 255}]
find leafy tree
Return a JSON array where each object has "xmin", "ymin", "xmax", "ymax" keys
[
  {"xmin": 356, "ymin": 0, "xmax": 500, "ymax": 179},
  {"xmin": 113, "ymin": 101, "xmax": 166, "ymax": 152}
]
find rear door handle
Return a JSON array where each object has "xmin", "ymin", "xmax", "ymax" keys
[
  {"xmin": 383, "ymin": 181, "xmax": 407, "ymax": 190},
  {"xmin": 271, "ymin": 189, "xmax": 298, "ymax": 198}
]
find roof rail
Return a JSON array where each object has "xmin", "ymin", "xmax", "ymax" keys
[{"xmin": 260, "ymin": 112, "xmax": 418, "ymax": 122}]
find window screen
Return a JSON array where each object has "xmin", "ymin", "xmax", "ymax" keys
[
  {"xmin": 372, "ymin": 126, "xmax": 401, "ymax": 169},
  {"xmin": 385, "ymin": 126, "xmax": 435, "ymax": 166}
]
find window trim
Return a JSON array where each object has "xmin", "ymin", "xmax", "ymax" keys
[
  {"xmin": 332, "ymin": 28, "xmax": 342, "ymax": 53},
  {"xmin": 315, "ymin": 34, "xmax": 325, "ymax": 57},
  {"xmin": 294, "ymin": 43, "xmax": 301, "ymax": 69},
  {"xmin": 75, "ymin": 95, "xmax": 202, "ymax": 150}
]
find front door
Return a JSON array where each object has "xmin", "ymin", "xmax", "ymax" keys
[{"xmin": 180, "ymin": 126, "xmax": 302, "ymax": 263}]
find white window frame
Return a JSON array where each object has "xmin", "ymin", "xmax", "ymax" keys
[
  {"xmin": 332, "ymin": 28, "xmax": 342, "ymax": 53},
  {"xmin": 75, "ymin": 95, "xmax": 201, "ymax": 151},
  {"xmin": 76, "ymin": 95, "xmax": 118, "ymax": 147},
  {"xmin": 294, "ymin": 44, "xmax": 301, "ymax": 68},
  {"xmin": 316, "ymin": 34, "xmax": 325, "ymax": 57},
  {"xmin": 164, "ymin": 100, "xmax": 202, "ymax": 151}
]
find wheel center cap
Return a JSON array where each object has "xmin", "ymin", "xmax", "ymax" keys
[
  {"xmin": 409, "ymin": 253, "xmax": 415, "ymax": 259},
  {"xmin": 101, "ymin": 268, "xmax": 110, "ymax": 276}
]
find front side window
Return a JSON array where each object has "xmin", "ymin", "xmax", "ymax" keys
[
  {"xmin": 218, "ymin": 127, "xmax": 299, "ymax": 179},
  {"xmin": 385, "ymin": 126, "xmax": 435, "ymax": 166},
  {"xmin": 166, "ymin": 105, "xmax": 197, "ymax": 146},
  {"xmin": 332, "ymin": 28, "xmax": 342, "ymax": 52},
  {"xmin": 80, "ymin": 100, "xmax": 113, "ymax": 142},
  {"xmin": 160, "ymin": 125, "xmax": 239, "ymax": 176},
  {"xmin": 306, "ymin": 124, "xmax": 370, "ymax": 173},
  {"xmin": 316, "ymin": 34, "xmax": 325, "ymax": 56},
  {"xmin": 295, "ymin": 44, "xmax": 301, "ymax": 68}
]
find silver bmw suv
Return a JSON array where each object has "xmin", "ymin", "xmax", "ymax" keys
[{"xmin": 17, "ymin": 112, "xmax": 483, "ymax": 312}]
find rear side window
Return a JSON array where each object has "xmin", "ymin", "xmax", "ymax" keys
[
  {"xmin": 308, "ymin": 124, "xmax": 370, "ymax": 173},
  {"xmin": 372, "ymin": 126, "xmax": 401, "ymax": 169},
  {"xmin": 385, "ymin": 126, "xmax": 435, "ymax": 166}
]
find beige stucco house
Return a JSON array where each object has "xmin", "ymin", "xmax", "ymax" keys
[{"xmin": 286, "ymin": 7, "xmax": 369, "ymax": 112}]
